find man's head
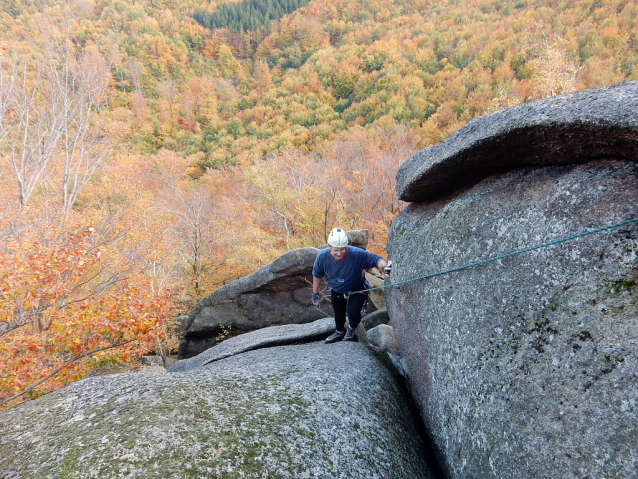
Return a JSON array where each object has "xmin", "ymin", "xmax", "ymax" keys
[{"xmin": 327, "ymin": 227, "xmax": 348, "ymax": 261}]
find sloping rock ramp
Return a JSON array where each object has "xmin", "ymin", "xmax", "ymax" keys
[
  {"xmin": 0, "ymin": 342, "xmax": 437, "ymax": 479},
  {"xmin": 169, "ymin": 317, "xmax": 335, "ymax": 372}
]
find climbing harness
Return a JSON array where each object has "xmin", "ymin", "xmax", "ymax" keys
[
  {"xmin": 348, "ymin": 216, "xmax": 638, "ymax": 296},
  {"xmin": 361, "ymin": 280, "xmax": 370, "ymax": 317},
  {"xmin": 330, "ymin": 280, "xmax": 370, "ymax": 324}
]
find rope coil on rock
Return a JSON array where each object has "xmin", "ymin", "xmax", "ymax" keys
[{"xmin": 348, "ymin": 216, "xmax": 638, "ymax": 297}]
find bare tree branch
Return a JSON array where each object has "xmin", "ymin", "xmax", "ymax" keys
[{"xmin": 0, "ymin": 27, "xmax": 123, "ymax": 216}]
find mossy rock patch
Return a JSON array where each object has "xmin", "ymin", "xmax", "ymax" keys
[{"xmin": 0, "ymin": 342, "xmax": 436, "ymax": 478}]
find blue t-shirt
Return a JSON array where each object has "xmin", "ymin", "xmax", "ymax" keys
[{"xmin": 312, "ymin": 246, "xmax": 382, "ymax": 293}]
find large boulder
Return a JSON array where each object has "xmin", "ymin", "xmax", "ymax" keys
[
  {"xmin": 0, "ymin": 341, "xmax": 437, "ymax": 478},
  {"xmin": 397, "ymin": 81, "xmax": 638, "ymax": 202},
  {"xmin": 179, "ymin": 247, "xmax": 332, "ymax": 358},
  {"xmin": 317, "ymin": 229, "xmax": 370, "ymax": 250},
  {"xmin": 387, "ymin": 82, "xmax": 638, "ymax": 479}
]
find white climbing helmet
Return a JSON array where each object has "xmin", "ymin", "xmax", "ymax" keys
[{"xmin": 328, "ymin": 228, "xmax": 349, "ymax": 247}]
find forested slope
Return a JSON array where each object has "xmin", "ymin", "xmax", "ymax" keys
[{"xmin": 2, "ymin": 0, "xmax": 636, "ymax": 163}]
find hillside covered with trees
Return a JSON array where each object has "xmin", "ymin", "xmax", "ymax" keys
[{"xmin": 0, "ymin": 0, "xmax": 636, "ymax": 406}]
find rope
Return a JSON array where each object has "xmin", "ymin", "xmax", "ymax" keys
[{"xmin": 350, "ymin": 216, "xmax": 638, "ymax": 296}]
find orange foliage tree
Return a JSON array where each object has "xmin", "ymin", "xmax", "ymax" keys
[
  {"xmin": 241, "ymin": 119, "xmax": 418, "ymax": 255},
  {"xmin": 0, "ymin": 227, "xmax": 173, "ymax": 409}
]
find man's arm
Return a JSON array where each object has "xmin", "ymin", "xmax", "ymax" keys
[
  {"xmin": 311, "ymin": 252, "xmax": 324, "ymax": 304},
  {"xmin": 311, "ymin": 276, "xmax": 322, "ymax": 305},
  {"xmin": 360, "ymin": 249, "xmax": 390, "ymax": 276}
]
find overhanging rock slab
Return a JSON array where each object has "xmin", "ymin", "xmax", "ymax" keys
[{"xmin": 397, "ymin": 81, "xmax": 638, "ymax": 202}]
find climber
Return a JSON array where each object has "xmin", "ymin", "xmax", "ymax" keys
[{"xmin": 311, "ymin": 227, "xmax": 392, "ymax": 343}]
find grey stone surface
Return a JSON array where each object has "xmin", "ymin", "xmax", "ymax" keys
[
  {"xmin": 367, "ymin": 324, "xmax": 400, "ymax": 356},
  {"xmin": 346, "ymin": 229, "xmax": 370, "ymax": 249},
  {"xmin": 387, "ymin": 353, "xmax": 408, "ymax": 378},
  {"xmin": 396, "ymin": 81, "xmax": 638, "ymax": 202},
  {"xmin": 317, "ymin": 229, "xmax": 370, "ymax": 250},
  {"xmin": 179, "ymin": 247, "xmax": 332, "ymax": 358},
  {"xmin": 170, "ymin": 317, "xmax": 335, "ymax": 372},
  {"xmin": 352, "ymin": 322, "xmax": 371, "ymax": 346},
  {"xmin": 0, "ymin": 342, "xmax": 437, "ymax": 479},
  {"xmin": 365, "ymin": 271, "xmax": 386, "ymax": 310},
  {"xmin": 387, "ymin": 159, "xmax": 638, "ymax": 479},
  {"xmin": 361, "ymin": 307, "xmax": 390, "ymax": 330},
  {"xmin": 140, "ymin": 355, "xmax": 176, "ymax": 369}
]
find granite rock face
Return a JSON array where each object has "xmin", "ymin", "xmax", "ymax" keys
[
  {"xmin": 396, "ymin": 81, "xmax": 638, "ymax": 202},
  {"xmin": 387, "ymin": 82, "xmax": 638, "ymax": 479},
  {"xmin": 0, "ymin": 342, "xmax": 436, "ymax": 479},
  {"xmin": 361, "ymin": 307, "xmax": 390, "ymax": 330},
  {"xmin": 170, "ymin": 317, "xmax": 335, "ymax": 372},
  {"xmin": 179, "ymin": 247, "xmax": 332, "ymax": 358},
  {"xmin": 367, "ymin": 324, "xmax": 400, "ymax": 357}
]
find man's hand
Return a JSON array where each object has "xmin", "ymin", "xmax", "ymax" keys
[
  {"xmin": 311, "ymin": 292, "xmax": 320, "ymax": 306},
  {"xmin": 382, "ymin": 260, "xmax": 392, "ymax": 276}
]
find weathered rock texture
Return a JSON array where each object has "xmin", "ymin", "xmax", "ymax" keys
[
  {"xmin": 0, "ymin": 342, "xmax": 436, "ymax": 479},
  {"xmin": 361, "ymin": 307, "xmax": 390, "ymax": 330},
  {"xmin": 179, "ymin": 229, "xmax": 379, "ymax": 359},
  {"xmin": 367, "ymin": 324, "xmax": 400, "ymax": 357},
  {"xmin": 387, "ymin": 82, "xmax": 638, "ymax": 479},
  {"xmin": 317, "ymin": 229, "xmax": 370, "ymax": 250},
  {"xmin": 179, "ymin": 247, "xmax": 331, "ymax": 358},
  {"xmin": 170, "ymin": 317, "xmax": 335, "ymax": 372},
  {"xmin": 397, "ymin": 81, "xmax": 638, "ymax": 203}
]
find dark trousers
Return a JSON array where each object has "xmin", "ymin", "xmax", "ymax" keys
[{"xmin": 331, "ymin": 289, "xmax": 367, "ymax": 332}]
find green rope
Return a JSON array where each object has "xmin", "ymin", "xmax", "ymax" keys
[{"xmin": 350, "ymin": 216, "xmax": 638, "ymax": 296}]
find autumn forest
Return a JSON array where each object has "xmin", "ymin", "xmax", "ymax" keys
[{"xmin": 0, "ymin": 0, "xmax": 636, "ymax": 407}]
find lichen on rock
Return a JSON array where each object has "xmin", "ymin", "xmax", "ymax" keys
[
  {"xmin": 387, "ymin": 81, "xmax": 638, "ymax": 479},
  {"xmin": 0, "ymin": 342, "xmax": 437, "ymax": 478}
]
